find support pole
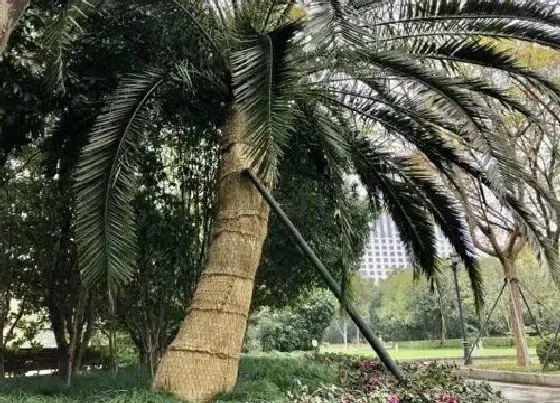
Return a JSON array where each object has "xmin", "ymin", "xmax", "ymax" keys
[
  {"xmin": 452, "ymin": 260, "xmax": 471, "ymax": 365},
  {"xmin": 245, "ymin": 170, "xmax": 407, "ymax": 382},
  {"xmin": 518, "ymin": 286, "xmax": 542, "ymax": 338},
  {"xmin": 466, "ymin": 280, "xmax": 507, "ymax": 364}
]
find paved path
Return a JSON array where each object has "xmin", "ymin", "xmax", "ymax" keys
[{"xmin": 488, "ymin": 381, "xmax": 560, "ymax": 402}]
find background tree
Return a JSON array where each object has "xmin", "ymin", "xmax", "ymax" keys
[
  {"xmin": 251, "ymin": 289, "xmax": 336, "ymax": 352},
  {"xmin": 451, "ymin": 43, "xmax": 560, "ymax": 366},
  {"xmin": 0, "ymin": 149, "xmax": 46, "ymax": 378}
]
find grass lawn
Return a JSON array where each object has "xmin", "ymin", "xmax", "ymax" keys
[
  {"xmin": 322, "ymin": 343, "xmax": 537, "ymax": 360},
  {"xmin": 472, "ymin": 359, "xmax": 560, "ymax": 373},
  {"xmin": 0, "ymin": 357, "xmax": 337, "ymax": 402}
]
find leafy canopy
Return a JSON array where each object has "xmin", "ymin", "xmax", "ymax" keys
[{"xmin": 71, "ymin": 0, "xmax": 560, "ymax": 308}]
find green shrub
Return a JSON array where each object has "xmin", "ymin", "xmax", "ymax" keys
[
  {"xmin": 537, "ymin": 336, "xmax": 560, "ymax": 369},
  {"xmin": 256, "ymin": 290, "xmax": 336, "ymax": 352},
  {"xmin": 237, "ymin": 357, "xmax": 337, "ymax": 391},
  {"xmin": 1, "ymin": 355, "xmax": 505, "ymax": 402}
]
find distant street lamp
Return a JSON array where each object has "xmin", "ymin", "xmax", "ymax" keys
[{"xmin": 450, "ymin": 254, "xmax": 472, "ymax": 365}]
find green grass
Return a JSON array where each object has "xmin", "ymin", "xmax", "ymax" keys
[
  {"xmin": 0, "ymin": 357, "xmax": 337, "ymax": 403},
  {"xmin": 0, "ymin": 368, "xmax": 171, "ymax": 403},
  {"xmin": 322, "ymin": 344, "xmax": 537, "ymax": 360},
  {"xmin": 472, "ymin": 359, "xmax": 560, "ymax": 373}
]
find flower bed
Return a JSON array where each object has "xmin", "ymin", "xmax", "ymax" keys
[{"xmin": 287, "ymin": 353, "xmax": 504, "ymax": 402}]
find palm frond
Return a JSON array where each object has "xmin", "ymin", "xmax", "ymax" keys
[
  {"xmin": 339, "ymin": 49, "xmax": 489, "ymax": 136},
  {"xmin": 351, "ymin": 136, "xmax": 437, "ymax": 277},
  {"xmin": 174, "ymin": 0, "xmax": 228, "ymax": 65},
  {"xmin": 42, "ymin": 0, "xmax": 97, "ymax": 93},
  {"xmin": 408, "ymin": 38, "xmax": 560, "ymax": 102},
  {"xmin": 74, "ymin": 67, "xmax": 168, "ymax": 301},
  {"xmin": 351, "ymin": 135, "xmax": 485, "ymax": 309},
  {"xmin": 379, "ymin": 0, "xmax": 560, "ymax": 28},
  {"xmin": 232, "ymin": 21, "xmax": 302, "ymax": 183},
  {"xmin": 404, "ymin": 159, "xmax": 483, "ymax": 311}
]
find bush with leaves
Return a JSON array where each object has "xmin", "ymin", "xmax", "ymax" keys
[
  {"xmin": 253, "ymin": 290, "xmax": 336, "ymax": 352},
  {"xmin": 536, "ymin": 335, "xmax": 560, "ymax": 369}
]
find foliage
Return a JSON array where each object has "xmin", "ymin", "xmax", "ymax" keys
[
  {"xmin": 367, "ymin": 255, "xmax": 560, "ymax": 342},
  {"xmin": 114, "ymin": 121, "xmax": 218, "ymax": 373},
  {"xmin": 0, "ymin": 366, "xmax": 175, "ymax": 402},
  {"xmin": 217, "ymin": 357, "xmax": 339, "ymax": 402},
  {"xmin": 370, "ymin": 270, "xmax": 470, "ymax": 342},
  {"xmin": 536, "ymin": 335, "xmax": 560, "ymax": 369},
  {"xmin": 251, "ymin": 290, "xmax": 337, "ymax": 352},
  {"xmin": 0, "ymin": 149, "xmax": 49, "ymax": 355},
  {"xmin": 68, "ymin": 0, "xmax": 560, "ymax": 305},
  {"xmin": 0, "ymin": 357, "xmax": 339, "ymax": 402},
  {"xmin": 325, "ymin": 276, "xmax": 376, "ymax": 344},
  {"xmin": 0, "ymin": 354, "xmax": 506, "ymax": 402},
  {"xmin": 254, "ymin": 136, "xmax": 371, "ymax": 308},
  {"xmin": 302, "ymin": 353, "xmax": 504, "ymax": 403},
  {"xmin": 89, "ymin": 331, "xmax": 138, "ymax": 369}
]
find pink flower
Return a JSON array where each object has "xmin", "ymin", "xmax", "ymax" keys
[
  {"xmin": 446, "ymin": 397, "xmax": 460, "ymax": 403},
  {"xmin": 387, "ymin": 395, "xmax": 400, "ymax": 403}
]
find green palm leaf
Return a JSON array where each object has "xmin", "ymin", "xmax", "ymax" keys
[
  {"xmin": 232, "ymin": 21, "xmax": 302, "ymax": 183},
  {"xmin": 42, "ymin": 0, "xmax": 97, "ymax": 93},
  {"xmin": 74, "ymin": 67, "xmax": 168, "ymax": 301},
  {"xmin": 350, "ymin": 136, "xmax": 484, "ymax": 309}
]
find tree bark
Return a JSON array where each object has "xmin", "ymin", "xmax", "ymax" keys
[
  {"xmin": 0, "ymin": 0, "xmax": 28, "ymax": 54},
  {"xmin": 342, "ymin": 317, "xmax": 348, "ymax": 350},
  {"xmin": 153, "ymin": 104, "xmax": 270, "ymax": 401},
  {"xmin": 503, "ymin": 258, "xmax": 529, "ymax": 367},
  {"xmin": 0, "ymin": 322, "xmax": 4, "ymax": 380}
]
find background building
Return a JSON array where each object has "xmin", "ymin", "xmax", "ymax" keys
[{"xmin": 358, "ymin": 213, "xmax": 454, "ymax": 283}]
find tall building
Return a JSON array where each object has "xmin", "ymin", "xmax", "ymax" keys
[{"xmin": 358, "ymin": 213, "xmax": 454, "ymax": 283}]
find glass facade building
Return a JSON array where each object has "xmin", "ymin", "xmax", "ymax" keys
[{"xmin": 358, "ymin": 213, "xmax": 454, "ymax": 283}]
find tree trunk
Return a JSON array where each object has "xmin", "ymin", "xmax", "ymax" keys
[
  {"xmin": 153, "ymin": 104, "xmax": 270, "ymax": 401},
  {"xmin": 0, "ymin": 0, "xmax": 28, "ymax": 53},
  {"xmin": 342, "ymin": 318, "xmax": 348, "ymax": 350},
  {"xmin": 0, "ymin": 300, "xmax": 6, "ymax": 380},
  {"xmin": 503, "ymin": 258, "xmax": 529, "ymax": 367},
  {"xmin": 74, "ymin": 303, "xmax": 93, "ymax": 374},
  {"xmin": 0, "ymin": 330, "xmax": 4, "ymax": 380}
]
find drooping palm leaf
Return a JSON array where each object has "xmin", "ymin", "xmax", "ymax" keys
[
  {"xmin": 42, "ymin": 0, "xmax": 97, "ymax": 92},
  {"xmin": 232, "ymin": 18, "xmax": 302, "ymax": 183},
  {"xmin": 74, "ymin": 67, "xmax": 168, "ymax": 301},
  {"xmin": 350, "ymin": 135, "xmax": 484, "ymax": 309}
]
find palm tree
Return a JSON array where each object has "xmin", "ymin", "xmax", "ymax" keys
[{"xmin": 74, "ymin": 0, "xmax": 560, "ymax": 400}]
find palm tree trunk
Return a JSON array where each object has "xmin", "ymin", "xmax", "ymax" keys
[
  {"xmin": 0, "ymin": 0, "xmax": 29, "ymax": 53},
  {"xmin": 153, "ymin": 104, "xmax": 270, "ymax": 402}
]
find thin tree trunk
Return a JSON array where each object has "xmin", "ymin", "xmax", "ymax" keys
[
  {"xmin": 0, "ymin": 325, "xmax": 4, "ymax": 380},
  {"xmin": 0, "ymin": 298, "xmax": 6, "ymax": 380},
  {"xmin": 73, "ymin": 298, "xmax": 93, "ymax": 374},
  {"xmin": 342, "ymin": 318, "xmax": 348, "ymax": 350},
  {"xmin": 504, "ymin": 259, "xmax": 529, "ymax": 367},
  {"xmin": 0, "ymin": 0, "xmax": 28, "ymax": 53},
  {"xmin": 153, "ymin": 104, "xmax": 270, "ymax": 401}
]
